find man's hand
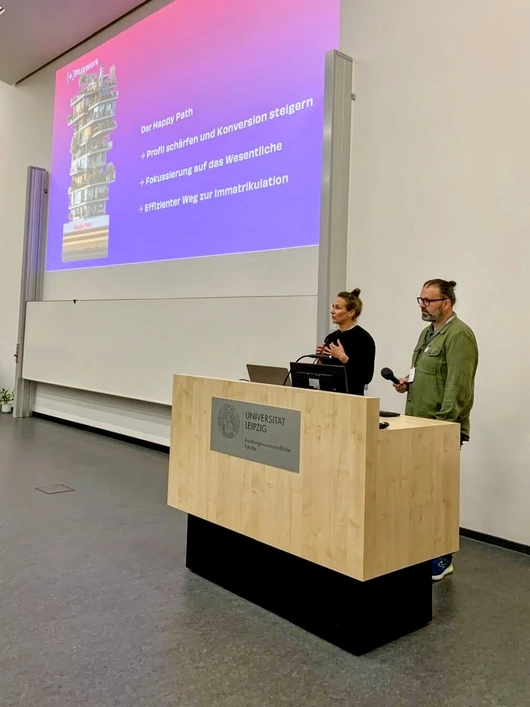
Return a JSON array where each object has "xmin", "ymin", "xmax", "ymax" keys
[{"xmin": 393, "ymin": 377, "xmax": 409, "ymax": 394}]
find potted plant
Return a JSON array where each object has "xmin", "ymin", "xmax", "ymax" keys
[{"xmin": 0, "ymin": 389, "xmax": 14, "ymax": 414}]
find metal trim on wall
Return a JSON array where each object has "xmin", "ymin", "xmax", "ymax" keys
[
  {"xmin": 317, "ymin": 50, "xmax": 354, "ymax": 344},
  {"xmin": 14, "ymin": 167, "xmax": 49, "ymax": 418}
]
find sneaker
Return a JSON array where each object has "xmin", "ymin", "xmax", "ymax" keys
[{"xmin": 432, "ymin": 557, "xmax": 454, "ymax": 581}]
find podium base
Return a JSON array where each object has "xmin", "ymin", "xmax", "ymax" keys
[{"xmin": 186, "ymin": 515, "xmax": 432, "ymax": 656}]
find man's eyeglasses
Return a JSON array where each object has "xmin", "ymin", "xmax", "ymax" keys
[{"xmin": 417, "ymin": 297, "xmax": 448, "ymax": 306}]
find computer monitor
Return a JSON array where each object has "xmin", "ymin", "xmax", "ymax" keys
[
  {"xmin": 290, "ymin": 362, "xmax": 348, "ymax": 394},
  {"xmin": 247, "ymin": 364, "xmax": 291, "ymax": 386}
]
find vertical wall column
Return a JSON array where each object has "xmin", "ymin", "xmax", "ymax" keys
[
  {"xmin": 14, "ymin": 167, "xmax": 48, "ymax": 418},
  {"xmin": 317, "ymin": 51, "xmax": 354, "ymax": 343}
]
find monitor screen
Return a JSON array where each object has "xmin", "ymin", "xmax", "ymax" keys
[{"xmin": 290, "ymin": 362, "xmax": 348, "ymax": 393}]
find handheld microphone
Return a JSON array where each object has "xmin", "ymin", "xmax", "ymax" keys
[{"xmin": 381, "ymin": 367, "xmax": 400, "ymax": 385}]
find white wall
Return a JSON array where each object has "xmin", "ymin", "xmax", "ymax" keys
[
  {"xmin": 0, "ymin": 79, "xmax": 51, "ymax": 389},
  {"xmin": 342, "ymin": 0, "xmax": 530, "ymax": 544},
  {"xmin": 0, "ymin": 81, "xmax": 20, "ymax": 390}
]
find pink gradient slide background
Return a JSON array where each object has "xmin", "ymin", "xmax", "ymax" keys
[{"xmin": 47, "ymin": 0, "xmax": 340, "ymax": 270}]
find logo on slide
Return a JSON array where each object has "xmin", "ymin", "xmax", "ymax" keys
[
  {"xmin": 67, "ymin": 59, "xmax": 100, "ymax": 83},
  {"xmin": 217, "ymin": 404, "xmax": 240, "ymax": 439}
]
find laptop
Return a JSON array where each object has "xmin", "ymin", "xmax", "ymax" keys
[{"xmin": 246, "ymin": 364, "xmax": 291, "ymax": 386}]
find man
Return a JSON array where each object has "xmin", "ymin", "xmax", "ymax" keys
[{"xmin": 394, "ymin": 278, "xmax": 478, "ymax": 581}]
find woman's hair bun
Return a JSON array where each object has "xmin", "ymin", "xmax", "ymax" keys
[
  {"xmin": 351, "ymin": 287, "xmax": 361, "ymax": 297},
  {"xmin": 448, "ymin": 280, "xmax": 457, "ymax": 288}
]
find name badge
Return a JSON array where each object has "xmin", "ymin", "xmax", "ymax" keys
[{"xmin": 408, "ymin": 367, "xmax": 416, "ymax": 384}]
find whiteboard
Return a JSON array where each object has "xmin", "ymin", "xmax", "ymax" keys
[{"xmin": 23, "ymin": 297, "xmax": 317, "ymax": 404}]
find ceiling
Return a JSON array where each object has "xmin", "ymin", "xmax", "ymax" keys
[{"xmin": 0, "ymin": 0, "xmax": 149, "ymax": 84}]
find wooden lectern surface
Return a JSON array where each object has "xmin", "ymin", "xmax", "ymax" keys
[{"xmin": 168, "ymin": 375, "xmax": 460, "ymax": 581}]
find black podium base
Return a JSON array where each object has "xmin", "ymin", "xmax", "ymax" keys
[{"xmin": 186, "ymin": 515, "xmax": 432, "ymax": 655}]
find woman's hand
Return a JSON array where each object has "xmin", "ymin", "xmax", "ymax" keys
[
  {"xmin": 329, "ymin": 339, "xmax": 349, "ymax": 364},
  {"xmin": 315, "ymin": 343, "xmax": 331, "ymax": 363}
]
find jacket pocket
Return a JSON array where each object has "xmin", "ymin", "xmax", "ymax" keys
[{"xmin": 418, "ymin": 346, "xmax": 442, "ymax": 375}]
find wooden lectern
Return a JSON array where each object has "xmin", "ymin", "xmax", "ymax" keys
[{"xmin": 168, "ymin": 374, "xmax": 460, "ymax": 654}]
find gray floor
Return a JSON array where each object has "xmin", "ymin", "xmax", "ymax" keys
[{"xmin": 0, "ymin": 418, "xmax": 529, "ymax": 707}]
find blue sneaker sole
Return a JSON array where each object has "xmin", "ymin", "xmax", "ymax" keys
[{"xmin": 432, "ymin": 564, "xmax": 454, "ymax": 581}]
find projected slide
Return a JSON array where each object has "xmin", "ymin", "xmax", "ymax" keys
[{"xmin": 47, "ymin": 0, "xmax": 339, "ymax": 270}]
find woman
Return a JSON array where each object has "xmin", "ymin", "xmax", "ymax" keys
[{"xmin": 316, "ymin": 288, "xmax": 376, "ymax": 396}]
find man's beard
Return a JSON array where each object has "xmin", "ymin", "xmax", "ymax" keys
[{"xmin": 422, "ymin": 312, "xmax": 437, "ymax": 322}]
